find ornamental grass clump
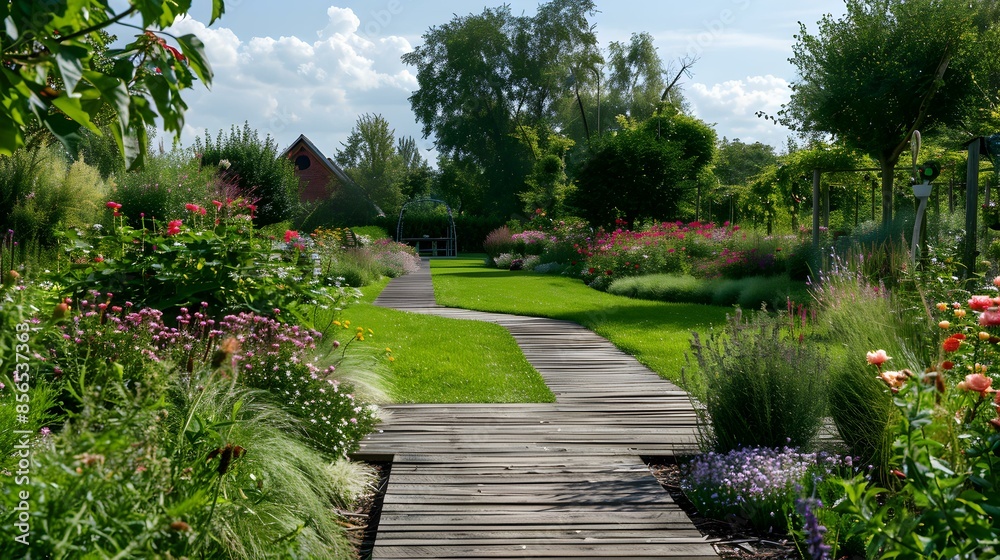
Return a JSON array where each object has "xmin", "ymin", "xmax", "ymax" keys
[
  {"xmin": 681, "ymin": 446, "xmax": 853, "ymax": 533},
  {"xmin": 686, "ymin": 307, "xmax": 828, "ymax": 452},
  {"xmin": 811, "ymin": 253, "xmax": 911, "ymax": 485},
  {"xmin": 483, "ymin": 225, "xmax": 514, "ymax": 260}
]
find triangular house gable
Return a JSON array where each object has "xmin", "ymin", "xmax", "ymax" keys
[{"xmin": 280, "ymin": 134, "xmax": 354, "ymax": 202}]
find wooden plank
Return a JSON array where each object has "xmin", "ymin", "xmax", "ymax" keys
[{"xmin": 363, "ymin": 261, "xmax": 717, "ymax": 558}]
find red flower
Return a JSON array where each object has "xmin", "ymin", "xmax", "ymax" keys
[
  {"xmin": 185, "ymin": 203, "xmax": 198, "ymax": 212},
  {"xmin": 941, "ymin": 360, "xmax": 954, "ymax": 370},
  {"xmin": 105, "ymin": 201, "xmax": 122, "ymax": 210},
  {"xmin": 283, "ymin": 230, "xmax": 300, "ymax": 243},
  {"xmin": 94, "ymin": 256, "xmax": 104, "ymax": 263},
  {"xmin": 943, "ymin": 337, "xmax": 962, "ymax": 352},
  {"xmin": 588, "ymin": 268, "xmax": 596, "ymax": 274},
  {"xmin": 166, "ymin": 220, "xmax": 182, "ymax": 236}
]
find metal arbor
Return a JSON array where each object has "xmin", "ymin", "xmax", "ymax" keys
[{"xmin": 395, "ymin": 198, "xmax": 458, "ymax": 257}]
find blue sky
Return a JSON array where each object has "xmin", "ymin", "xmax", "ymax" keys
[{"xmin": 136, "ymin": 0, "xmax": 848, "ymax": 159}]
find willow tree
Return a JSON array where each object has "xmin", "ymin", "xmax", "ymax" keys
[{"xmin": 780, "ymin": 0, "xmax": 996, "ymax": 223}]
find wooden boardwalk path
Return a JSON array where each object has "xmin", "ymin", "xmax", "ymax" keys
[{"xmin": 357, "ymin": 260, "xmax": 717, "ymax": 559}]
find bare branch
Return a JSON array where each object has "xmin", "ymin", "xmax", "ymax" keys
[{"xmin": 661, "ymin": 56, "xmax": 698, "ymax": 103}]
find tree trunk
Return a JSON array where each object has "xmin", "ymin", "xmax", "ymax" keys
[{"xmin": 879, "ymin": 156, "xmax": 897, "ymax": 224}]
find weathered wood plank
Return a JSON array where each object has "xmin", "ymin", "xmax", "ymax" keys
[{"xmin": 362, "ymin": 260, "xmax": 717, "ymax": 559}]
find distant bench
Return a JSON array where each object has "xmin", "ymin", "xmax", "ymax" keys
[{"xmin": 401, "ymin": 237, "xmax": 456, "ymax": 257}]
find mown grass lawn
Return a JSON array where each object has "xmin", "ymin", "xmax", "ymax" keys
[
  {"xmin": 324, "ymin": 277, "xmax": 555, "ymax": 404},
  {"xmin": 430, "ymin": 257, "xmax": 733, "ymax": 386}
]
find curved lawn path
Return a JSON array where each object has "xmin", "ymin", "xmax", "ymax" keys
[{"xmin": 357, "ymin": 260, "xmax": 718, "ymax": 559}]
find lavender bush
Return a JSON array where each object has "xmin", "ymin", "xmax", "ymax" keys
[{"xmin": 686, "ymin": 307, "xmax": 829, "ymax": 452}]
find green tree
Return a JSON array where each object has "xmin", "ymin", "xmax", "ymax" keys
[
  {"xmin": 336, "ymin": 113, "xmax": 404, "ymax": 216},
  {"xmin": 517, "ymin": 124, "xmax": 575, "ymax": 216},
  {"xmin": 396, "ymin": 136, "xmax": 433, "ymax": 201},
  {"xmin": 195, "ymin": 123, "xmax": 298, "ymax": 226},
  {"xmin": 714, "ymin": 138, "xmax": 778, "ymax": 188},
  {"xmin": 403, "ymin": 0, "xmax": 599, "ymax": 218},
  {"xmin": 780, "ymin": 0, "xmax": 996, "ymax": 223},
  {"xmin": 0, "ymin": 1, "xmax": 223, "ymax": 168},
  {"xmin": 432, "ymin": 156, "xmax": 483, "ymax": 215},
  {"xmin": 572, "ymin": 110, "xmax": 716, "ymax": 227}
]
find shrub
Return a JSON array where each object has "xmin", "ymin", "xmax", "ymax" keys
[
  {"xmin": 710, "ymin": 278, "xmax": 743, "ymax": 306},
  {"xmin": 737, "ymin": 275, "xmax": 809, "ymax": 310},
  {"xmin": 607, "ymin": 274, "xmax": 714, "ymax": 304},
  {"xmin": 511, "ymin": 230, "xmax": 550, "ymax": 256},
  {"xmin": 54, "ymin": 201, "xmax": 334, "ymax": 322},
  {"xmin": 111, "ymin": 148, "xmax": 217, "ymax": 225},
  {"xmin": 483, "ymin": 226, "xmax": 515, "ymax": 260},
  {"xmin": 0, "ymin": 144, "xmax": 107, "ymax": 246},
  {"xmin": 0, "ymin": 371, "xmax": 369, "ymax": 559},
  {"xmin": 682, "ymin": 446, "xmax": 853, "ymax": 533},
  {"xmin": 195, "ymin": 122, "xmax": 299, "ymax": 226},
  {"xmin": 493, "ymin": 252, "xmax": 515, "ymax": 269},
  {"xmin": 686, "ymin": 308, "xmax": 829, "ymax": 452}
]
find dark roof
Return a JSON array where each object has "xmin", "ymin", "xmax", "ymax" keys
[
  {"xmin": 279, "ymin": 134, "xmax": 384, "ymax": 216},
  {"xmin": 280, "ymin": 134, "xmax": 354, "ymax": 187}
]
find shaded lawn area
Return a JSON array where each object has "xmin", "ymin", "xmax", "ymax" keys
[
  {"xmin": 325, "ymin": 276, "xmax": 555, "ymax": 404},
  {"xmin": 431, "ymin": 257, "xmax": 732, "ymax": 386}
]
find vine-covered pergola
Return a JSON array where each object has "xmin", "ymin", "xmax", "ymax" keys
[{"xmin": 807, "ymin": 135, "xmax": 998, "ymax": 281}]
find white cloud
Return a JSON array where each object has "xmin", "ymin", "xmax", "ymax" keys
[
  {"xmin": 163, "ymin": 8, "xmax": 417, "ymax": 156},
  {"xmin": 687, "ymin": 75, "xmax": 794, "ymax": 146}
]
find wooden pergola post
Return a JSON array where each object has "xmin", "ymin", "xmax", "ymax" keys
[
  {"xmin": 812, "ymin": 169, "xmax": 821, "ymax": 250},
  {"xmin": 964, "ymin": 137, "xmax": 984, "ymax": 284}
]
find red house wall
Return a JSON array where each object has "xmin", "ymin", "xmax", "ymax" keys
[{"xmin": 286, "ymin": 145, "xmax": 341, "ymax": 202}]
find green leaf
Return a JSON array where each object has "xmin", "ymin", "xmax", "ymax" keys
[
  {"xmin": 211, "ymin": 0, "xmax": 225, "ymax": 25},
  {"xmin": 41, "ymin": 110, "xmax": 85, "ymax": 153},
  {"xmin": 54, "ymin": 43, "xmax": 88, "ymax": 93},
  {"xmin": 176, "ymin": 33, "xmax": 213, "ymax": 86},
  {"xmin": 928, "ymin": 456, "xmax": 954, "ymax": 476},
  {"xmin": 5, "ymin": 16, "xmax": 19, "ymax": 41},
  {"xmin": 83, "ymin": 70, "xmax": 130, "ymax": 132},
  {"xmin": 50, "ymin": 93, "xmax": 100, "ymax": 133}
]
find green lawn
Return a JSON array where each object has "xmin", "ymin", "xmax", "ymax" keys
[
  {"xmin": 328, "ymin": 277, "xmax": 555, "ymax": 404},
  {"xmin": 430, "ymin": 257, "xmax": 732, "ymax": 386}
]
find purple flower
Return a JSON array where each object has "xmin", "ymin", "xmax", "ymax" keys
[{"xmin": 796, "ymin": 497, "xmax": 831, "ymax": 560}]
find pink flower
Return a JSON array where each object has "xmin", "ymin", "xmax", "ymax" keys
[
  {"xmin": 166, "ymin": 220, "xmax": 182, "ymax": 236},
  {"xmin": 980, "ymin": 306, "xmax": 1000, "ymax": 327},
  {"xmin": 105, "ymin": 201, "xmax": 122, "ymax": 210},
  {"xmin": 185, "ymin": 203, "xmax": 198, "ymax": 212},
  {"xmin": 866, "ymin": 349, "xmax": 891, "ymax": 367},
  {"xmin": 969, "ymin": 295, "xmax": 994, "ymax": 311},
  {"xmin": 957, "ymin": 373, "xmax": 993, "ymax": 396},
  {"xmin": 284, "ymin": 230, "xmax": 300, "ymax": 243},
  {"xmin": 212, "ymin": 200, "xmax": 223, "ymax": 209}
]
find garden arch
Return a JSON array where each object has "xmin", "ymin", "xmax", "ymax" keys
[{"xmin": 396, "ymin": 198, "xmax": 458, "ymax": 257}]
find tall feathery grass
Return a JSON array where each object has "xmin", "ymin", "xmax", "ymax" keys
[{"xmin": 812, "ymin": 252, "xmax": 914, "ymax": 485}]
